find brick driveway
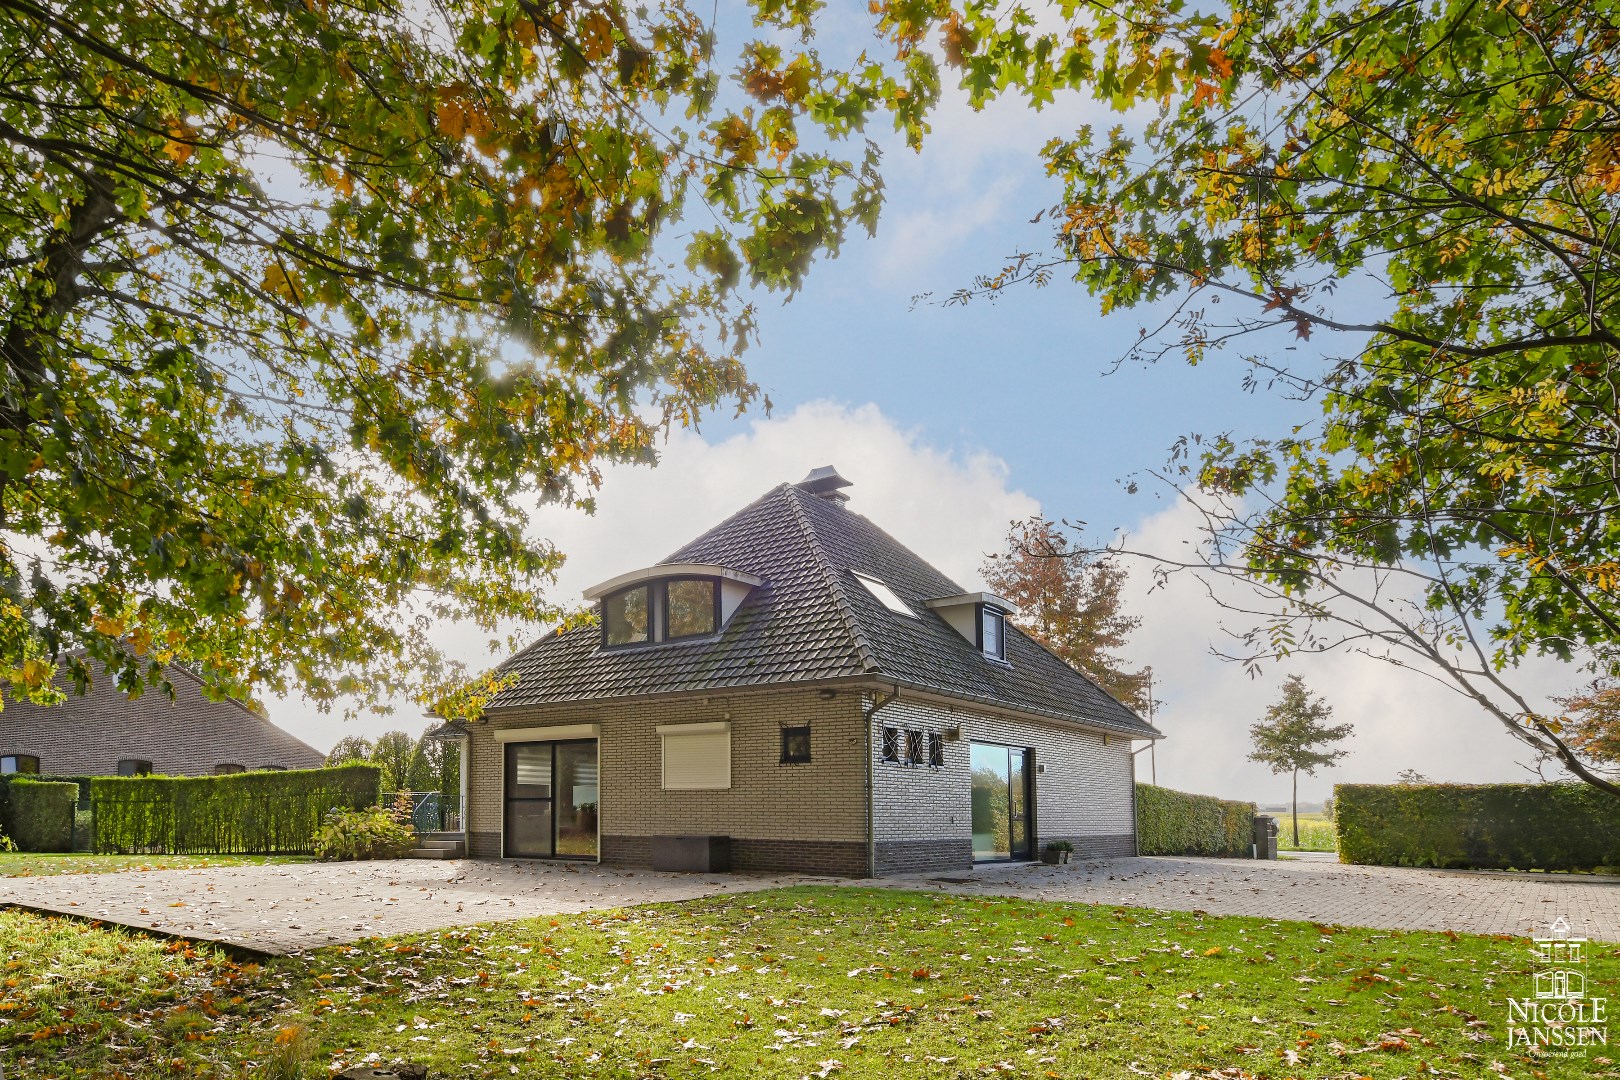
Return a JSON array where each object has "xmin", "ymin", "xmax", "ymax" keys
[
  {"xmin": 2, "ymin": 854, "xmax": 1615, "ymax": 954},
  {"xmin": 878, "ymin": 854, "xmax": 1620, "ymax": 942}
]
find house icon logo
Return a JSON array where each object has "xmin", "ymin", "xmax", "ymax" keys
[{"xmin": 1508, "ymin": 913, "xmax": 1607, "ymax": 1056}]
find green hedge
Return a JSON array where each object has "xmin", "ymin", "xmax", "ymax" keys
[
  {"xmin": 91, "ymin": 764, "xmax": 380, "ymax": 855},
  {"xmin": 6, "ymin": 779, "xmax": 78, "ymax": 852},
  {"xmin": 1136, "ymin": 783, "xmax": 1256, "ymax": 857},
  {"xmin": 1335, "ymin": 782, "xmax": 1620, "ymax": 870}
]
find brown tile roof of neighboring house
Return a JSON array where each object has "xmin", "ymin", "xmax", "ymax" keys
[{"xmin": 486, "ymin": 479, "xmax": 1161, "ymax": 739}]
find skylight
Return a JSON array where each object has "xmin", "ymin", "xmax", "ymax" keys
[{"xmin": 853, "ymin": 573, "xmax": 916, "ymax": 617}]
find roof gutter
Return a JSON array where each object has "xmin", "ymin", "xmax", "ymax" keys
[{"xmin": 862, "ymin": 685, "xmax": 900, "ymax": 878}]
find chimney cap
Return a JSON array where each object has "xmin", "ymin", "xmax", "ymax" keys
[{"xmin": 797, "ymin": 466, "xmax": 853, "ymax": 498}]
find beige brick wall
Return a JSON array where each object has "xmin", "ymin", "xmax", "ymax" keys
[{"xmin": 468, "ymin": 688, "xmax": 868, "ymax": 857}]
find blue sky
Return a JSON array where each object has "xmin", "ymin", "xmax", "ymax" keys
[{"xmin": 274, "ymin": 7, "xmax": 1579, "ymax": 805}]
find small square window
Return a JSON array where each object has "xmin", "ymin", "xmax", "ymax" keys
[
  {"xmin": 117, "ymin": 758, "xmax": 152, "ymax": 777},
  {"xmin": 928, "ymin": 732, "xmax": 944, "ymax": 768},
  {"xmin": 780, "ymin": 725, "xmax": 811, "ymax": 764},
  {"xmin": 881, "ymin": 727, "xmax": 899, "ymax": 762},
  {"xmin": 905, "ymin": 729, "xmax": 924, "ymax": 766}
]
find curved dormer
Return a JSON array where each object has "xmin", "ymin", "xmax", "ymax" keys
[{"xmin": 583, "ymin": 562, "xmax": 765, "ymax": 649}]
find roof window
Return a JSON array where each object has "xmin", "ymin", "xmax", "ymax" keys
[
  {"xmin": 852, "ymin": 573, "xmax": 915, "ymax": 617},
  {"xmin": 602, "ymin": 576, "xmax": 720, "ymax": 649}
]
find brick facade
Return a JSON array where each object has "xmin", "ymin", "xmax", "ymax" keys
[
  {"xmin": 869, "ymin": 694, "xmax": 1137, "ymax": 875},
  {"xmin": 465, "ymin": 685, "xmax": 1139, "ymax": 878},
  {"xmin": 0, "ymin": 664, "xmax": 325, "ymax": 776},
  {"xmin": 468, "ymin": 688, "xmax": 870, "ymax": 871}
]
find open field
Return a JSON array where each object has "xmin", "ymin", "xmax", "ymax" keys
[
  {"xmin": 0, "ymin": 853, "xmax": 314, "ymax": 877},
  {"xmin": 1276, "ymin": 812, "xmax": 1337, "ymax": 853},
  {"xmin": 1, "ymin": 884, "xmax": 1609, "ymax": 1079}
]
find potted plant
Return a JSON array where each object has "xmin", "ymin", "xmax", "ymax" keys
[{"xmin": 1041, "ymin": 839, "xmax": 1074, "ymax": 865}]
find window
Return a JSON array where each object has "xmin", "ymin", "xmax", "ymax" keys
[
  {"xmin": 213, "ymin": 763, "xmax": 245, "ymax": 775},
  {"xmin": 780, "ymin": 725, "xmax": 811, "ymax": 764},
  {"xmin": 604, "ymin": 584, "xmax": 652, "ymax": 646},
  {"xmin": 664, "ymin": 578, "xmax": 718, "ymax": 640},
  {"xmin": 602, "ymin": 577, "xmax": 720, "ymax": 648},
  {"xmin": 881, "ymin": 726, "xmax": 899, "ymax": 762},
  {"xmin": 117, "ymin": 758, "xmax": 152, "ymax": 776},
  {"xmin": 259, "ymin": 765, "xmax": 287, "ymax": 772},
  {"xmin": 659, "ymin": 722, "xmax": 731, "ymax": 790},
  {"xmin": 905, "ymin": 729, "xmax": 924, "ymax": 766},
  {"xmin": 928, "ymin": 732, "xmax": 944, "ymax": 768},
  {"xmin": 852, "ymin": 573, "xmax": 915, "ymax": 617},
  {"xmin": 0, "ymin": 755, "xmax": 38, "ymax": 775},
  {"xmin": 980, "ymin": 606, "xmax": 1006, "ymax": 661}
]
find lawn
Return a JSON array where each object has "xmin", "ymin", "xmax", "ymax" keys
[
  {"xmin": 0, "ymin": 886, "xmax": 1611, "ymax": 1079},
  {"xmin": 0, "ymin": 853, "xmax": 314, "ymax": 877}
]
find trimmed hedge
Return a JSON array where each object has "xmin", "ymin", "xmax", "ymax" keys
[
  {"xmin": 6, "ymin": 779, "xmax": 78, "ymax": 852},
  {"xmin": 1335, "ymin": 782, "xmax": 1620, "ymax": 870},
  {"xmin": 1136, "ymin": 783, "xmax": 1256, "ymax": 857},
  {"xmin": 91, "ymin": 763, "xmax": 380, "ymax": 855}
]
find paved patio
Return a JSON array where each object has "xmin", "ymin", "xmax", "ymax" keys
[
  {"xmin": 1, "ymin": 854, "xmax": 1614, "ymax": 954},
  {"xmin": 0, "ymin": 858, "xmax": 820, "ymax": 955}
]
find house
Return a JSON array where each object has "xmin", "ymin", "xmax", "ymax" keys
[
  {"xmin": 0, "ymin": 660, "xmax": 325, "ymax": 777},
  {"xmin": 460, "ymin": 468, "xmax": 1162, "ymax": 876}
]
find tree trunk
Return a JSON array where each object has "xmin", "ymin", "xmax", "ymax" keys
[{"xmin": 1291, "ymin": 769, "xmax": 1299, "ymax": 848}]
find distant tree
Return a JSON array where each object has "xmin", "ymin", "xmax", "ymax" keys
[
  {"xmin": 981, "ymin": 517, "xmax": 1152, "ymax": 714},
  {"xmin": 1320, "ymin": 796, "xmax": 1334, "ymax": 822},
  {"xmin": 1553, "ymin": 681, "xmax": 1620, "ymax": 771},
  {"xmin": 370, "ymin": 731, "xmax": 416, "ymax": 793},
  {"xmin": 1395, "ymin": 769, "xmax": 1431, "ymax": 786},
  {"xmin": 1248, "ymin": 677, "xmax": 1354, "ymax": 846},
  {"xmin": 325, "ymin": 736, "xmax": 373, "ymax": 767}
]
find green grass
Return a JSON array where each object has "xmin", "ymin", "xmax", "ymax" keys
[
  {"xmin": 1276, "ymin": 812, "xmax": 1338, "ymax": 852},
  {"xmin": 0, "ymin": 886, "xmax": 1612, "ymax": 1078},
  {"xmin": 0, "ymin": 853, "xmax": 313, "ymax": 877}
]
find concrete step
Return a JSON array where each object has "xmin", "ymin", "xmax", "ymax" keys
[
  {"xmin": 419, "ymin": 839, "xmax": 463, "ymax": 851},
  {"xmin": 405, "ymin": 847, "xmax": 461, "ymax": 859}
]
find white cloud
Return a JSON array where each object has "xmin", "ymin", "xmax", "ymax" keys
[
  {"xmin": 276, "ymin": 403, "xmax": 1586, "ymax": 812},
  {"xmin": 275, "ymin": 400, "xmax": 1037, "ymax": 750},
  {"xmin": 1117, "ymin": 499, "xmax": 1582, "ymax": 805}
]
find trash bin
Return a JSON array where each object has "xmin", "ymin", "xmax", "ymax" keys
[{"xmin": 1252, "ymin": 815, "xmax": 1279, "ymax": 860}]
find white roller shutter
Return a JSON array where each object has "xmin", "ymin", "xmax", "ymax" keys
[{"xmin": 658, "ymin": 721, "xmax": 731, "ymax": 790}]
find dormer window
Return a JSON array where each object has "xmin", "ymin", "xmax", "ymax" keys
[
  {"xmin": 924, "ymin": 591, "xmax": 1017, "ymax": 664},
  {"xmin": 601, "ymin": 577, "xmax": 719, "ymax": 649},
  {"xmin": 585, "ymin": 562, "xmax": 765, "ymax": 651},
  {"xmin": 980, "ymin": 606, "xmax": 1006, "ymax": 661},
  {"xmin": 604, "ymin": 584, "xmax": 653, "ymax": 646}
]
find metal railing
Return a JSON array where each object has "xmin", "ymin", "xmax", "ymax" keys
[{"xmin": 380, "ymin": 791, "xmax": 462, "ymax": 833}]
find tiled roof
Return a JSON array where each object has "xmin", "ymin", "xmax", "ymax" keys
[{"xmin": 485, "ymin": 482, "xmax": 1161, "ymax": 739}]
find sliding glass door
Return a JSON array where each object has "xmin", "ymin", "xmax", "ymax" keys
[
  {"xmin": 504, "ymin": 739, "xmax": 598, "ymax": 860},
  {"xmin": 970, "ymin": 742, "xmax": 1032, "ymax": 861}
]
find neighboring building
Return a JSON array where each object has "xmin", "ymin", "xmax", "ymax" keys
[
  {"xmin": 461, "ymin": 468, "xmax": 1162, "ymax": 877},
  {"xmin": 0, "ymin": 660, "xmax": 325, "ymax": 777}
]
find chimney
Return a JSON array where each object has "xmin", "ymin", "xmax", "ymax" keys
[{"xmin": 796, "ymin": 466, "xmax": 853, "ymax": 505}]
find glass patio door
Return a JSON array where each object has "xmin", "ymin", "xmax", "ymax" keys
[
  {"xmin": 504, "ymin": 739, "xmax": 598, "ymax": 860},
  {"xmin": 970, "ymin": 742, "xmax": 1032, "ymax": 861}
]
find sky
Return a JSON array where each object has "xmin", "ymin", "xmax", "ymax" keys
[{"xmin": 273, "ymin": 6, "xmax": 1581, "ymax": 806}]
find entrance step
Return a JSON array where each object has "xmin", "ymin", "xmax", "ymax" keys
[{"xmin": 406, "ymin": 837, "xmax": 465, "ymax": 859}]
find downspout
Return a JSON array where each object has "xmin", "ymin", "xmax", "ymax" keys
[
  {"xmin": 459, "ymin": 733, "xmax": 470, "ymax": 839},
  {"xmin": 862, "ymin": 686, "xmax": 900, "ymax": 878}
]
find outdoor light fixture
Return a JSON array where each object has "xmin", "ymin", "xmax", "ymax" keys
[{"xmin": 817, "ymin": 689, "xmax": 837, "ymax": 700}]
